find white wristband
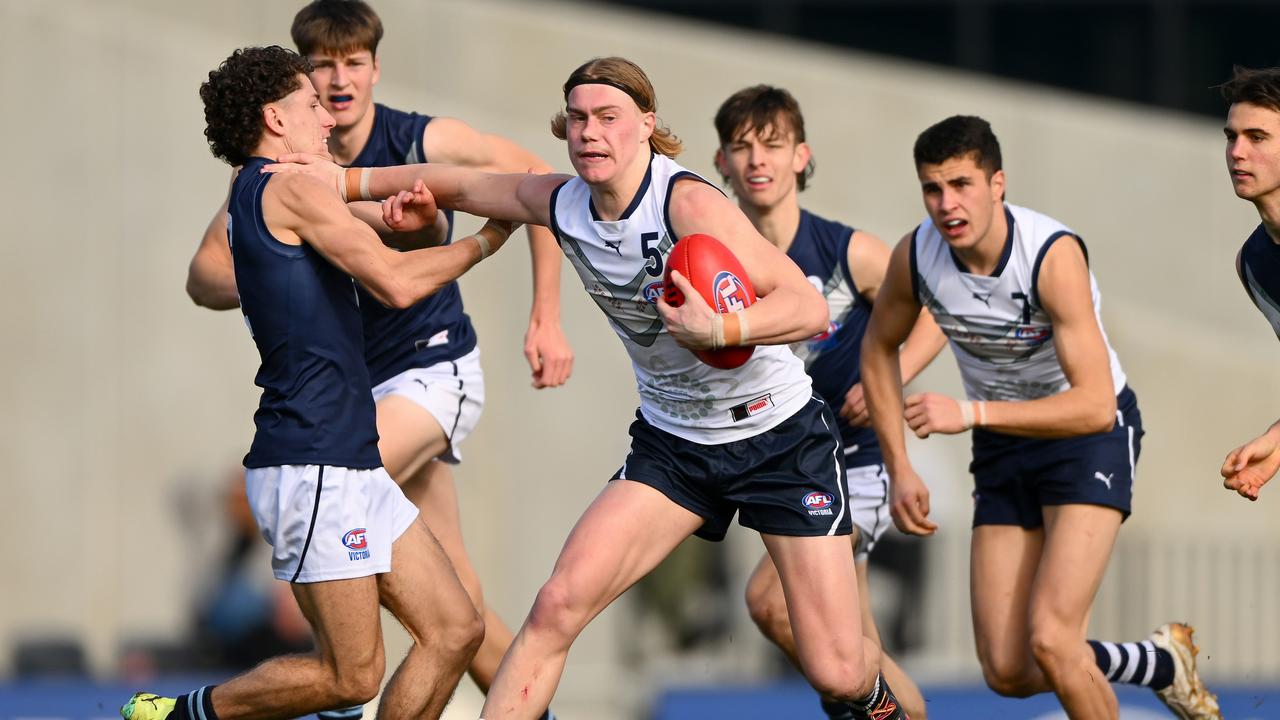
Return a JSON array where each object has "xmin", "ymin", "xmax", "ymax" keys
[
  {"xmin": 474, "ymin": 233, "xmax": 492, "ymax": 260},
  {"xmin": 975, "ymin": 400, "xmax": 987, "ymax": 427},
  {"xmin": 710, "ymin": 314, "xmax": 726, "ymax": 350},
  {"xmin": 737, "ymin": 312, "xmax": 750, "ymax": 345},
  {"xmin": 959, "ymin": 401, "xmax": 974, "ymax": 431},
  {"xmin": 358, "ymin": 167, "xmax": 372, "ymax": 201}
]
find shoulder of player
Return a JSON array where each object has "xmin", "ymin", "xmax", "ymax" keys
[
  {"xmin": 667, "ymin": 176, "xmax": 729, "ymax": 218},
  {"xmin": 264, "ymin": 172, "xmax": 345, "ymax": 218},
  {"xmin": 421, "ymin": 116, "xmax": 487, "ymax": 165}
]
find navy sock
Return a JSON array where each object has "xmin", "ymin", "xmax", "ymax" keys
[
  {"xmin": 1088, "ymin": 639, "xmax": 1175, "ymax": 690},
  {"xmin": 317, "ymin": 707, "xmax": 364, "ymax": 720},
  {"xmin": 819, "ymin": 674, "xmax": 907, "ymax": 719},
  {"xmin": 172, "ymin": 686, "xmax": 219, "ymax": 720}
]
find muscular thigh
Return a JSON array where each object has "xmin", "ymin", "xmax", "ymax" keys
[
  {"xmin": 971, "ymin": 525, "xmax": 1042, "ymax": 667},
  {"xmin": 293, "ymin": 575, "xmax": 383, "ymax": 669},
  {"xmin": 1029, "ymin": 504, "xmax": 1121, "ymax": 632},
  {"xmin": 375, "ymin": 395, "xmax": 448, "ymax": 483},
  {"xmin": 377, "ymin": 517, "xmax": 478, "ymax": 642}
]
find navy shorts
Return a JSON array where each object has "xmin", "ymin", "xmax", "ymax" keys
[
  {"xmin": 970, "ymin": 386, "xmax": 1143, "ymax": 529},
  {"xmin": 612, "ymin": 394, "xmax": 853, "ymax": 541}
]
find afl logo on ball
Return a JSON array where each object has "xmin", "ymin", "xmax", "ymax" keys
[
  {"xmin": 713, "ymin": 271, "xmax": 750, "ymax": 313},
  {"xmin": 802, "ymin": 491, "xmax": 835, "ymax": 516}
]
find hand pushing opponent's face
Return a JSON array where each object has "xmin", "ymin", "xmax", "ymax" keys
[{"xmin": 267, "ymin": 76, "xmax": 336, "ymax": 157}]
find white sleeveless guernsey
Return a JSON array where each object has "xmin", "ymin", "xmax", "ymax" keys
[
  {"xmin": 911, "ymin": 203, "xmax": 1126, "ymax": 402},
  {"xmin": 550, "ymin": 153, "xmax": 812, "ymax": 444}
]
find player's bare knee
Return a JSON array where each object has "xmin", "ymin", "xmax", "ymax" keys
[
  {"xmin": 440, "ymin": 604, "xmax": 485, "ymax": 661},
  {"xmin": 328, "ymin": 658, "xmax": 384, "ymax": 707},
  {"xmin": 743, "ymin": 579, "xmax": 786, "ymax": 641},
  {"xmin": 980, "ymin": 657, "xmax": 1038, "ymax": 698},
  {"xmin": 1028, "ymin": 623, "xmax": 1079, "ymax": 677},
  {"xmin": 525, "ymin": 576, "xmax": 590, "ymax": 644},
  {"xmin": 803, "ymin": 656, "xmax": 871, "ymax": 701}
]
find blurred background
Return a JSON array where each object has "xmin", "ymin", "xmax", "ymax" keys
[{"xmin": 2, "ymin": 0, "xmax": 1279, "ymax": 718}]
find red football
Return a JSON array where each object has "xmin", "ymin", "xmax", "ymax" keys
[{"xmin": 663, "ymin": 233, "xmax": 757, "ymax": 369}]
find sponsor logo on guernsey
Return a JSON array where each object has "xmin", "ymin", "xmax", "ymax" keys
[
  {"xmin": 1014, "ymin": 326, "xmax": 1051, "ymax": 342},
  {"xmin": 642, "ymin": 281, "xmax": 664, "ymax": 304},
  {"xmin": 343, "ymin": 528, "xmax": 370, "ymax": 561},
  {"xmin": 729, "ymin": 393, "xmax": 774, "ymax": 422},
  {"xmin": 803, "ymin": 491, "xmax": 835, "ymax": 516},
  {"xmin": 712, "ymin": 271, "xmax": 750, "ymax": 313}
]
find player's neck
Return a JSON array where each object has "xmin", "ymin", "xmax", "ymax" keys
[
  {"xmin": 589, "ymin": 150, "xmax": 652, "ymax": 221},
  {"xmin": 742, "ymin": 198, "xmax": 801, "ymax": 253},
  {"xmin": 328, "ymin": 104, "xmax": 377, "ymax": 166},
  {"xmin": 954, "ymin": 204, "xmax": 1009, "ymax": 275},
  {"xmin": 1255, "ymin": 194, "xmax": 1280, "ymax": 244}
]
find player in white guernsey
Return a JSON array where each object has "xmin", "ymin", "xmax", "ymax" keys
[
  {"xmin": 265, "ymin": 56, "xmax": 910, "ymax": 720},
  {"xmin": 861, "ymin": 116, "xmax": 1219, "ymax": 719},
  {"xmin": 712, "ymin": 85, "xmax": 944, "ymax": 720},
  {"xmin": 1219, "ymin": 67, "xmax": 1280, "ymax": 503}
]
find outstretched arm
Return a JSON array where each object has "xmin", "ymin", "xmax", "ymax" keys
[
  {"xmin": 658, "ymin": 179, "xmax": 828, "ymax": 349},
  {"xmin": 264, "ymin": 174, "xmax": 516, "ymax": 310},
  {"xmin": 1222, "ymin": 421, "xmax": 1280, "ymax": 501},
  {"xmin": 862, "ymin": 234, "xmax": 937, "ymax": 536},
  {"xmin": 422, "ymin": 119, "xmax": 574, "ymax": 388}
]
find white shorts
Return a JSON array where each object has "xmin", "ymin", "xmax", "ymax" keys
[
  {"xmin": 847, "ymin": 462, "xmax": 891, "ymax": 560},
  {"xmin": 370, "ymin": 347, "xmax": 485, "ymax": 464},
  {"xmin": 246, "ymin": 464, "xmax": 420, "ymax": 583}
]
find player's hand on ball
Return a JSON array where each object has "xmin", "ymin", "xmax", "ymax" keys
[
  {"xmin": 1220, "ymin": 428, "xmax": 1280, "ymax": 501},
  {"xmin": 890, "ymin": 467, "xmax": 937, "ymax": 536},
  {"xmin": 904, "ymin": 392, "xmax": 966, "ymax": 437},
  {"xmin": 381, "ymin": 180, "xmax": 441, "ymax": 235},
  {"xmin": 840, "ymin": 382, "xmax": 870, "ymax": 426},
  {"xmin": 262, "ymin": 153, "xmax": 344, "ymax": 196},
  {"xmin": 657, "ymin": 270, "xmax": 715, "ymax": 350}
]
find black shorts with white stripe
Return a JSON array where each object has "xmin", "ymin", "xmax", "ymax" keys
[{"xmin": 613, "ymin": 393, "xmax": 853, "ymax": 541}]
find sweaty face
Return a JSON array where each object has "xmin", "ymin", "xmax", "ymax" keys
[
  {"xmin": 276, "ymin": 78, "xmax": 336, "ymax": 156},
  {"xmin": 564, "ymin": 83, "xmax": 653, "ymax": 186},
  {"xmin": 306, "ymin": 49, "xmax": 379, "ymax": 130},
  {"xmin": 917, "ymin": 154, "xmax": 1004, "ymax": 251},
  {"xmin": 1225, "ymin": 102, "xmax": 1280, "ymax": 203},
  {"xmin": 717, "ymin": 122, "xmax": 810, "ymax": 212}
]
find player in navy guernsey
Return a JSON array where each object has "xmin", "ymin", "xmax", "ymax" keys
[
  {"xmin": 1220, "ymin": 66, "xmax": 1280, "ymax": 505},
  {"xmin": 184, "ymin": 3, "xmax": 571, "ymax": 711},
  {"xmin": 861, "ymin": 115, "xmax": 1220, "ymax": 720},
  {"xmin": 119, "ymin": 45, "xmax": 526, "ymax": 720},
  {"xmin": 266, "ymin": 57, "xmax": 912, "ymax": 720},
  {"xmin": 712, "ymin": 85, "xmax": 946, "ymax": 720}
]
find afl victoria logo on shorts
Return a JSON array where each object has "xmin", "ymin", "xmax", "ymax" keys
[
  {"xmin": 803, "ymin": 491, "xmax": 835, "ymax": 516},
  {"xmin": 712, "ymin": 271, "xmax": 750, "ymax": 313},
  {"xmin": 343, "ymin": 528, "xmax": 370, "ymax": 561}
]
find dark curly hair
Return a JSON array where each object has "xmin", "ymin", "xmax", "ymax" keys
[
  {"xmin": 913, "ymin": 115, "xmax": 1002, "ymax": 177},
  {"xmin": 1221, "ymin": 65, "xmax": 1280, "ymax": 113},
  {"xmin": 200, "ymin": 46, "xmax": 313, "ymax": 166}
]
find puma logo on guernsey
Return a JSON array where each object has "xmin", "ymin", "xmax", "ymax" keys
[
  {"xmin": 1094, "ymin": 471, "xmax": 1114, "ymax": 489},
  {"xmin": 972, "ymin": 291, "xmax": 993, "ymax": 307},
  {"xmin": 603, "ymin": 238, "xmax": 623, "ymax": 256}
]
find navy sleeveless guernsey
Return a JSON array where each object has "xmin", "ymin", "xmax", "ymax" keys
[
  {"xmin": 349, "ymin": 104, "xmax": 475, "ymax": 386},
  {"xmin": 1238, "ymin": 223, "xmax": 1280, "ymax": 339},
  {"xmin": 787, "ymin": 210, "xmax": 880, "ymax": 467},
  {"xmin": 228, "ymin": 157, "xmax": 381, "ymax": 470}
]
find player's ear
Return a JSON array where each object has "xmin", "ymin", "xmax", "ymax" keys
[
  {"xmin": 371, "ymin": 54, "xmax": 381, "ymax": 86},
  {"xmin": 990, "ymin": 169, "xmax": 1006, "ymax": 203},
  {"xmin": 713, "ymin": 147, "xmax": 728, "ymax": 177},
  {"xmin": 262, "ymin": 103, "xmax": 286, "ymax": 136},
  {"xmin": 639, "ymin": 111, "xmax": 656, "ymax": 143},
  {"xmin": 792, "ymin": 142, "xmax": 812, "ymax": 175}
]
